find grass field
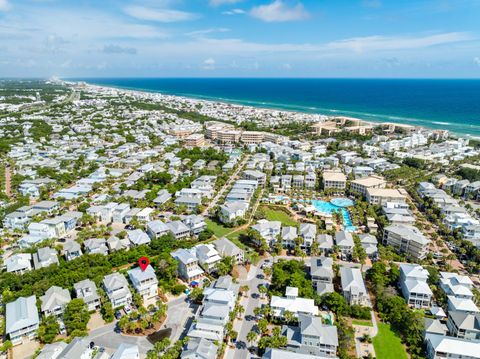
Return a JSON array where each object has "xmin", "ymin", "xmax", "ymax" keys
[
  {"xmin": 351, "ymin": 319, "xmax": 373, "ymax": 327},
  {"xmin": 226, "ymin": 229, "xmax": 248, "ymax": 249},
  {"xmin": 205, "ymin": 218, "xmax": 233, "ymax": 238},
  {"xmin": 262, "ymin": 206, "xmax": 298, "ymax": 226},
  {"xmin": 372, "ymin": 323, "xmax": 408, "ymax": 359}
]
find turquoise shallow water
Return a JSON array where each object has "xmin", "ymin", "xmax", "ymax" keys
[
  {"xmin": 73, "ymin": 78, "xmax": 480, "ymax": 137},
  {"xmin": 311, "ymin": 199, "xmax": 356, "ymax": 232}
]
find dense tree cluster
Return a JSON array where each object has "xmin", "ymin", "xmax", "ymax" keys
[
  {"xmin": 0, "ymin": 234, "xmax": 186, "ymax": 302},
  {"xmin": 269, "ymin": 260, "xmax": 315, "ymax": 298}
]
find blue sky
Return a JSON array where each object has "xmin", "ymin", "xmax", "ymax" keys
[{"xmin": 0, "ymin": 0, "xmax": 479, "ymax": 78}]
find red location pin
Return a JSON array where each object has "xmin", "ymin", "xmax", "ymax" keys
[{"xmin": 138, "ymin": 256, "xmax": 149, "ymax": 271}]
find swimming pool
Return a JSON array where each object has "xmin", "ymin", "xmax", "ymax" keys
[{"xmin": 311, "ymin": 198, "xmax": 357, "ymax": 232}]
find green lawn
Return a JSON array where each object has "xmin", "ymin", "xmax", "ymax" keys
[
  {"xmin": 373, "ymin": 323, "xmax": 408, "ymax": 359},
  {"xmin": 351, "ymin": 319, "xmax": 373, "ymax": 327},
  {"xmin": 205, "ymin": 218, "xmax": 233, "ymax": 238},
  {"xmin": 226, "ymin": 229, "xmax": 248, "ymax": 249},
  {"xmin": 205, "ymin": 218, "xmax": 248, "ymax": 249},
  {"xmin": 262, "ymin": 207, "xmax": 298, "ymax": 226}
]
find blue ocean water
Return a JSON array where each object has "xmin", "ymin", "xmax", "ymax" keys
[{"xmin": 75, "ymin": 78, "xmax": 480, "ymax": 137}]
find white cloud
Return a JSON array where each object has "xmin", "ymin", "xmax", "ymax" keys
[
  {"xmin": 327, "ymin": 32, "xmax": 473, "ymax": 53},
  {"xmin": 222, "ymin": 8, "xmax": 246, "ymax": 15},
  {"xmin": 250, "ymin": 0, "xmax": 309, "ymax": 22},
  {"xmin": 202, "ymin": 57, "xmax": 216, "ymax": 70},
  {"xmin": 474, "ymin": 57, "xmax": 480, "ymax": 67},
  {"xmin": 186, "ymin": 28, "xmax": 230, "ymax": 38},
  {"xmin": 209, "ymin": 0, "xmax": 242, "ymax": 6},
  {"xmin": 124, "ymin": 5, "xmax": 197, "ymax": 22},
  {"xmin": 0, "ymin": 0, "xmax": 11, "ymax": 11}
]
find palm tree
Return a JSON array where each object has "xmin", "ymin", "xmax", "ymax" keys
[
  {"xmin": 246, "ymin": 331, "xmax": 257, "ymax": 345},
  {"xmin": 283, "ymin": 310, "xmax": 295, "ymax": 325},
  {"xmin": 236, "ymin": 305, "xmax": 245, "ymax": 319},
  {"xmin": 258, "ymin": 285, "xmax": 267, "ymax": 299}
]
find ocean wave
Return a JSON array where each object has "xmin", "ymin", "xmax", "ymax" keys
[{"xmin": 431, "ymin": 121, "xmax": 452, "ymax": 126}]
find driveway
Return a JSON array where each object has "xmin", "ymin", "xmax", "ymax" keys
[{"xmin": 226, "ymin": 258, "xmax": 268, "ymax": 359}]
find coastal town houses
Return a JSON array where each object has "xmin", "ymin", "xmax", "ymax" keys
[
  {"xmin": 281, "ymin": 313, "xmax": 338, "ymax": 358},
  {"xmin": 74, "ymin": 279, "xmax": 101, "ymax": 311},
  {"xmin": 399, "ymin": 264, "xmax": 433, "ymax": 309},
  {"xmin": 6, "ymin": 295, "xmax": 40, "ymax": 345},
  {"xmin": 40, "ymin": 286, "xmax": 72, "ymax": 317},
  {"xmin": 213, "ymin": 237, "xmax": 245, "ymax": 264},
  {"xmin": 171, "ymin": 248, "xmax": 204, "ymax": 283},
  {"xmin": 128, "ymin": 264, "xmax": 159, "ymax": 299},
  {"xmin": 340, "ymin": 267, "xmax": 369, "ymax": 306},
  {"xmin": 270, "ymin": 287, "xmax": 319, "ymax": 318},
  {"xmin": 309, "ymin": 257, "xmax": 334, "ymax": 296},
  {"xmin": 102, "ymin": 273, "xmax": 133, "ymax": 308},
  {"xmin": 6, "ymin": 253, "xmax": 32, "ymax": 274}
]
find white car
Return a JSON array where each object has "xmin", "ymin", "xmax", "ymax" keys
[{"xmin": 124, "ymin": 305, "xmax": 132, "ymax": 315}]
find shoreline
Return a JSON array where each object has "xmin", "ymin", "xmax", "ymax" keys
[{"xmin": 71, "ymin": 79, "xmax": 480, "ymax": 139}]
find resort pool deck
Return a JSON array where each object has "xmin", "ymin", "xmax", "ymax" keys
[{"xmin": 311, "ymin": 198, "xmax": 357, "ymax": 232}]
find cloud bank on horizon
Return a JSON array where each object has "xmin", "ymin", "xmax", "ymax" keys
[{"xmin": 0, "ymin": 0, "xmax": 479, "ymax": 78}]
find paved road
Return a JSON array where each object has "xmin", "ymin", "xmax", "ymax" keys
[
  {"xmin": 86, "ymin": 295, "xmax": 194, "ymax": 357},
  {"xmin": 202, "ymin": 154, "xmax": 251, "ymax": 216},
  {"xmin": 226, "ymin": 258, "xmax": 269, "ymax": 359},
  {"xmin": 87, "ymin": 322, "xmax": 153, "ymax": 356},
  {"xmin": 165, "ymin": 294, "xmax": 199, "ymax": 342}
]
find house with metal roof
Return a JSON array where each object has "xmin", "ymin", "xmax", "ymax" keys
[
  {"xmin": 74, "ymin": 279, "xmax": 101, "ymax": 311},
  {"xmin": 181, "ymin": 337, "xmax": 217, "ymax": 359},
  {"xmin": 6, "ymin": 253, "xmax": 32, "ymax": 274},
  {"xmin": 399, "ymin": 263, "xmax": 433, "ymax": 309},
  {"xmin": 340, "ymin": 267, "xmax": 369, "ymax": 306},
  {"xmin": 63, "ymin": 241, "xmax": 82, "ymax": 261},
  {"xmin": 6, "ymin": 295, "xmax": 40, "ymax": 345},
  {"xmin": 40, "ymin": 286, "xmax": 72, "ymax": 317},
  {"xmin": 171, "ymin": 248, "xmax": 204, "ymax": 282},
  {"xmin": 447, "ymin": 311, "xmax": 480, "ymax": 341},
  {"xmin": 111, "ymin": 343, "xmax": 140, "ymax": 359},
  {"xmin": 102, "ymin": 273, "xmax": 132, "ymax": 308},
  {"xmin": 127, "ymin": 264, "xmax": 158, "ymax": 299},
  {"xmin": 281, "ymin": 313, "xmax": 338, "ymax": 357},
  {"xmin": 33, "ymin": 246, "xmax": 59, "ymax": 269},
  {"xmin": 310, "ymin": 257, "xmax": 334, "ymax": 296},
  {"xmin": 270, "ymin": 287, "xmax": 319, "ymax": 318},
  {"xmin": 127, "ymin": 229, "xmax": 151, "ymax": 246},
  {"xmin": 213, "ymin": 237, "xmax": 244, "ymax": 263},
  {"xmin": 146, "ymin": 220, "xmax": 170, "ymax": 239},
  {"xmin": 425, "ymin": 333, "xmax": 480, "ymax": 359}
]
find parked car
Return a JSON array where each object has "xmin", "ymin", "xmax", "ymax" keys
[{"xmin": 124, "ymin": 305, "xmax": 132, "ymax": 315}]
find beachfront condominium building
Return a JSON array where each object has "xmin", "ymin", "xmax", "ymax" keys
[
  {"xmin": 205, "ymin": 122, "xmax": 235, "ymax": 140},
  {"xmin": 383, "ymin": 224, "xmax": 430, "ymax": 260},
  {"xmin": 241, "ymin": 131, "xmax": 265, "ymax": 144},
  {"xmin": 184, "ymin": 133, "xmax": 206, "ymax": 147},
  {"xmin": 350, "ymin": 176, "xmax": 387, "ymax": 196},
  {"xmin": 322, "ymin": 170, "xmax": 346, "ymax": 191},
  {"xmin": 366, "ymin": 188, "xmax": 406, "ymax": 205},
  {"xmin": 217, "ymin": 130, "xmax": 241, "ymax": 144}
]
